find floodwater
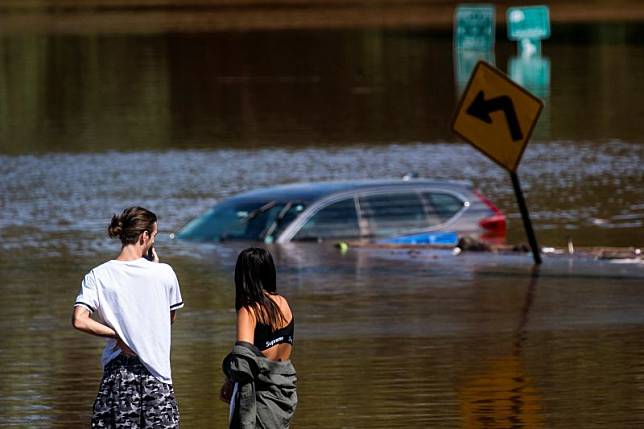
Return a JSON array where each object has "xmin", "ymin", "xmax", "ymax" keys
[
  {"xmin": 1, "ymin": 14, "xmax": 644, "ymax": 429},
  {"xmin": 2, "ymin": 244, "xmax": 644, "ymax": 428}
]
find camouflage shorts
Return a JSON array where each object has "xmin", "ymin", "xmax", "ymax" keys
[{"xmin": 91, "ymin": 355, "xmax": 179, "ymax": 429}]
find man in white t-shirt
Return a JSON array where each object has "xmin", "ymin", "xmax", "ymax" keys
[{"xmin": 72, "ymin": 207, "xmax": 183, "ymax": 428}]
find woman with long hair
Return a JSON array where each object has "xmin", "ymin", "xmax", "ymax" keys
[{"xmin": 221, "ymin": 247, "xmax": 297, "ymax": 428}]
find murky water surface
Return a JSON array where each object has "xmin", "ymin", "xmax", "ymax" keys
[
  {"xmin": 0, "ymin": 18, "xmax": 643, "ymax": 429},
  {"xmin": 1, "ymin": 246, "xmax": 643, "ymax": 428}
]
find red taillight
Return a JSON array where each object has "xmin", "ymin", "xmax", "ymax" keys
[
  {"xmin": 473, "ymin": 190, "xmax": 507, "ymax": 233},
  {"xmin": 479, "ymin": 214, "xmax": 507, "ymax": 232}
]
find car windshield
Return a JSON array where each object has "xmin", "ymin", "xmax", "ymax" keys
[{"xmin": 176, "ymin": 199, "xmax": 305, "ymax": 242}]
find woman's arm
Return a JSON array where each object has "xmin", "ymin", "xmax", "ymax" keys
[
  {"xmin": 221, "ymin": 306, "xmax": 257, "ymax": 403},
  {"xmin": 236, "ymin": 306, "xmax": 256, "ymax": 343}
]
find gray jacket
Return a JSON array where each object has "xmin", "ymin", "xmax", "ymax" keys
[{"xmin": 223, "ymin": 341, "xmax": 297, "ymax": 429}]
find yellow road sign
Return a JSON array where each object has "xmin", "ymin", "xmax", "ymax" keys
[{"xmin": 452, "ymin": 61, "xmax": 544, "ymax": 172}]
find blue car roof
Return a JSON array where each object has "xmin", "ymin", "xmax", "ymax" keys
[{"xmin": 223, "ymin": 179, "xmax": 473, "ymax": 205}]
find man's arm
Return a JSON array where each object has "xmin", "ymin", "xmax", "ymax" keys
[
  {"xmin": 171, "ymin": 310, "xmax": 176, "ymax": 324},
  {"xmin": 72, "ymin": 306, "xmax": 135, "ymax": 356},
  {"xmin": 72, "ymin": 306, "xmax": 117, "ymax": 338}
]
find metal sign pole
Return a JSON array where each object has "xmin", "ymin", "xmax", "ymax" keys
[{"xmin": 510, "ymin": 171, "xmax": 542, "ymax": 265}]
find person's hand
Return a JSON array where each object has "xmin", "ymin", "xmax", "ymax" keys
[
  {"xmin": 145, "ymin": 246, "xmax": 159, "ymax": 263},
  {"xmin": 220, "ymin": 379, "xmax": 234, "ymax": 403},
  {"xmin": 150, "ymin": 247, "xmax": 159, "ymax": 263},
  {"xmin": 112, "ymin": 337, "xmax": 136, "ymax": 357}
]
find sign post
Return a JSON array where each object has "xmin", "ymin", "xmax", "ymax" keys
[
  {"xmin": 510, "ymin": 171, "xmax": 542, "ymax": 264},
  {"xmin": 452, "ymin": 61, "xmax": 544, "ymax": 264}
]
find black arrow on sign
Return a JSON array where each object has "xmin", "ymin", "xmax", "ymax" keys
[{"xmin": 466, "ymin": 90, "xmax": 523, "ymax": 141}]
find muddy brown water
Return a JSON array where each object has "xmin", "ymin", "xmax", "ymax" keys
[
  {"xmin": 1, "ymin": 18, "xmax": 643, "ymax": 429},
  {"xmin": 1, "ymin": 245, "xmax": 643, "ymax": 428}
]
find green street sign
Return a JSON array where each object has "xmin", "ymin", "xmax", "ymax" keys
[
  {"xmin": 507, "ymin": 6, "xmax": 550, "ymax": 41},
  {"xmin": 454, "ymin": 4, "xmax": 496, "ymax": 51}
]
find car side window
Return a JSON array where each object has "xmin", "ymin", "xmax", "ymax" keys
[
  {"xmin": 423, "ymin": 192, "xmax": 464, "ymax": 222},
  {"xmin": 292, "ymin": 198, "xmax": 359, "ymax": 241},
  {"xmin": 359, "ymin": 192, "xmax": 427, "ymax": 238},
  {"xmin": 265, "ymin": 203, "xmax": 306, "ymax": 242}
]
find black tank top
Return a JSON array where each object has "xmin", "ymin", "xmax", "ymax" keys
[{"xmin": 254, "ymin": 318, "xmax": 295, "ymax": 351}]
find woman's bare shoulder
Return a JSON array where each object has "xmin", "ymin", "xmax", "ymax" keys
[
  {"xmin": 237, "ymin": 305, "xmax": 256, "ymax": 321},
  {"xmin": 276, "ymin": 294, "xmax": 293, "ymax": 319}
]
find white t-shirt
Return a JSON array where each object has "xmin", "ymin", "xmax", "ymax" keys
[{"xmin": 74, "ymin": 258, "xmax": 184, "ymax": 384}]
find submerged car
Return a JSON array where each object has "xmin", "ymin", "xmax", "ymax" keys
[{"xmin": 175, "ymin": 179, "xmax": 506, "ymax": 244}]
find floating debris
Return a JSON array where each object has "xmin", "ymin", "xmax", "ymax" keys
[{"xmin": 342, "ymin": 238, "xmax": 641, "ymax": 263}]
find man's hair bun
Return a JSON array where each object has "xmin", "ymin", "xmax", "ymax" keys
[
  {"xmin": 107, "ymin": 214, "xmax": 124, "ymax": 239},
  {"xmin": 107, "ymin": 207, "xmax": 157, "ymax": 245}
]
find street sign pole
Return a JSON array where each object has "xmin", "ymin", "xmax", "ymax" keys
[{"xmin": 510, "ymin": 171, "xmax": 542, "ymax": 265}]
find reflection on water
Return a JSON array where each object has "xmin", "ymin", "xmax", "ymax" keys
[
  {"xmin": 459, "ymin": 273, "xmax": 543, "ymax": 428},
  {"xmin": 1, "ymin": 25, "xmax": 644, "ymax": 154},
  {"xmin": 459, "ymin": 356, "xmax": 545, "ymax": 428}
]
